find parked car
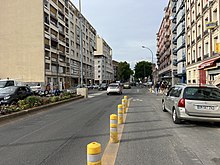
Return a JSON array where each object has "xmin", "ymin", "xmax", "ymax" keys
[
  {"xmin": 123, "ymin": 83, "xmax": 131, "ymax": 89},
  {"xmin": 98, "ymin": 83, "xmax": 108, "ymax": 90},
  {"xmin": 107, "ymin": 83, "xmax": 122, "ymax": 95},
  {"xmin": 162, "ymin": 84, "xmax": 220, "ymax": 124},
  {"xmin": 0, "ymin": 79, "xmax": 25, "ymax": 88},
  {"xmin": 93, "ymin": 84, "xmax": 99, "ymax": 89},
  {"xmin": 0, "ymin": 86, "xmax": 32, "ymax": 105}
]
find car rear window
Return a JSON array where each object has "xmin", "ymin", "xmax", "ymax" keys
[{"xmin": 183, "ymin": 87, "xmax": 220, "ymax": 101}]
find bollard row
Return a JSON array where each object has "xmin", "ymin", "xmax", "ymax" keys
[{"xmin": 87, "ymin": 96, "xmax": 129, "ymax": 164}]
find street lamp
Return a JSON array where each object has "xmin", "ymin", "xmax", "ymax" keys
[
  {"xmin": 141, "ymin": 46, "xmax": 154, "ymax": 64},
  {"xmin": 79, "ymin": 0, "xmax": 83, "ymax": 86}
]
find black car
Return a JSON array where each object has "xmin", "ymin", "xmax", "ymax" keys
[
  {"xmin": 0, "ymin": 86, "xmax": 32, "ymax": 105},
  {"xmin": 98, "ymin": 83, "xmax": 108, "ymax": 90}
]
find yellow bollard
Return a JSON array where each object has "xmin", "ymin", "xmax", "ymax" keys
[
  {"xmin": 122, "ymin": 99, "xmax": 126, "ymax": 113},
  {"xmin": 118, "ymin": 104, "xmax": 124, "ymax": 124},
  {"xmin": 110, "ymin": 114, "xmax": 118, "ymax": 143},
  {"xmin": 124, "ymin": 96, "xmax": 128, "ymax": 112},
  {"xmin": 87, "ymin": 142, "xmax": 101, "ymax": 165}
]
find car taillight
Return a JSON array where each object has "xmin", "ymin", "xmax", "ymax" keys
[{"xmin": 178, "ymin": 98, "xmax": 185, "ymax": 108}]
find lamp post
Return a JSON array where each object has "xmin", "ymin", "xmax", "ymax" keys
[
  {"xmin": 141, "ymin": 46, "xmax": 154, "ymax": 64},
  {"xmin": 79, "ymin": 0, "xmax": 83, "ymax": 86},
  {"xmin": 142, "ymin": 46, "xmax": 154, "ymax": 83}
]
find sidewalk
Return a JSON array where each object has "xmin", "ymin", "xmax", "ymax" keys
[{"xmin": 114, "ymin": 90, "xmax": 177, "ymax": 165}]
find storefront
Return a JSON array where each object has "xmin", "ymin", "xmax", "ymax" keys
[{"xmin": 198, "ymin": 56, "xmax": 220, "ymax": 84}]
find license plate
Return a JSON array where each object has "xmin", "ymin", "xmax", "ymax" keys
[{"xmin": 197, "ymin": 105, "xmax": 215, "ymax": 110}]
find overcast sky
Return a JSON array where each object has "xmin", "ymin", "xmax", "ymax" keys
[{"xmin": 73, "ymin": 0, "xmax": 168, "ymax": 68}]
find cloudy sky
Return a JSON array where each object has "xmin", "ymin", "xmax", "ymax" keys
[{"xmin": 73, "ymin": 0, "xmax": 168, "ymax": 68}]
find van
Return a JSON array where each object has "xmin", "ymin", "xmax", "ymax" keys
[{"xmin": 0, "ymin": 79, "xmax": 24, "ymax": 88}]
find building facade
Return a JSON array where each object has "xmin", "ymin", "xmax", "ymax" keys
[
  {"xmin": 0, "ymin": 0, "xmax": 97, "ymax": 89},
  {"xmin": 112, "ymin": 60, "xmax": 119, "ymax": 82},
  {"xmin": 185, "ymin": 0, "xmax": 220, "ymax": 85},
  {"xmin": 94, "ymin": 35, "xmax": 113, "ymax": 84},
  {"xmin": 172, "ymin": 0, "xmax": 186, "ymax": 83},
  {"xmin": 156, "ymin": 1, "xmax": 178, "ymax": 86}
]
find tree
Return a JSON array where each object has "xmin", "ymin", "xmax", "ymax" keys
[
  {"xmin": 134, "ymin": 61, "xmax": 152, "ymax": 82},
  {"xmin": 117, "ymin": 62, "xmax": 133, "ymax": 82}
]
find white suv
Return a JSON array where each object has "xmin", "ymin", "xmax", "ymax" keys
[
  {"xmin": 162, "ymin": 84, "xmax": 220, "ymax": 124},
  {"xmin": 107, "ymin": 83, "xmax": 122, "ymax": 95}
]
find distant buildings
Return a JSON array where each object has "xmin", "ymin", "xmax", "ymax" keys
[{"xmin": 94, "ymin": 35, "xmax": 114, "ymax": 84}]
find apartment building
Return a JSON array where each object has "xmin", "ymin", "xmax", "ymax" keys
[
  {"xmin": 172, "ymin": 0, "xmax": 186, "ymax": 83},
  {"xmin": 112, "ymin": 60, "xmax": 119, "ymax": 81},
  {"xmin": 94, "ymin": 35, "xmax": 113, "ymax": 84},
  {"xmin": 0, "ymin": 0, "xmax": 96, "ymax": 89},
  {"xmin": 186, "ymin": 0, "xmax": 220, "ymax": 85},
  {"xmin": 156, "ymin": 1, "xmax": 178, "ymax": 86}
]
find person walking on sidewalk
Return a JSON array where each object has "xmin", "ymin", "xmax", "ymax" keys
[{"xmin": 155, "ymin": 82, "xmax": 160, "ymax": 95}]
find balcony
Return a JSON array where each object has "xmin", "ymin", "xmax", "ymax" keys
[
  {"xmin": 172, "ymin": 37, "xmax": 177, "ymax": 45},
  {"xmin": 173, "ymin": 48, "xmax": 177, "ymax": 55},
  {"xmin": 172, "ymin": 27, "xmax": 177, "ymax": 34},
  {"xmin": 50, "ymin": 12, "xmax": 58, "ymax": 20},
  {"xmin": 204, "ymin": 53, "xmax": 209, "ymax": 59},
  {"xmin": 196, "ymin": 13, "xmax": 201, "ymax": 19},
  {"xmin": 172, "ymin": 17, "xmax": 177, "ymax": 24},
  {"xmin": 173, "ymin": 59, "xmax": 177, "ymax": 66},
  {"xmin": 203, "ymin": 4, "xmax": 208, "ymax": 12},
  {"xmin": 192, "ymin": 40, "xmax": 195, "ymax": 45},
  {"xmin": 197, "ymin": 35, "xmax": 201, "ymax": 41},
  {"xmin": 203, "ymin": 30, "xmax": 209, "ymax": 36},
  {"xmin": 197, "ymin": 57, "xmax": 201, "ymax": 61},
  {"xmin": 45, "ymin": 44, "xmax": 50, "ymax": 50},
  {"xmin": 51, "ymin": 35, "xmax": 58, "ymax": 42}
]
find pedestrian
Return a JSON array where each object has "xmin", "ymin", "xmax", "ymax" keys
[{"xmin": 155, "ymin": 82, "xmax": 160, "ymax": 95}]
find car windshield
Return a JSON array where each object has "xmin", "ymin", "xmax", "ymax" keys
[
  {"xmin": 184, "ymin": 87, "xmax": 220, "ymax": 101},
  {"xmin": 0, "ymin": 81, "xmax": 7, "ymax": 88},
  {"xmin": 0, "ymin": 86, "xmax": 16, "ymax": 94}
]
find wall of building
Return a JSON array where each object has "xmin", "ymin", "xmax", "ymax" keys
[{"xmin": 0, "ymin": 0, "xmax": 44, "ymax": 82}]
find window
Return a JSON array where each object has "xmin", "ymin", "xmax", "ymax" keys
[
  {"xmin": 205, "ymin": 42, "xmax": 209, "ymax": 55},
  {"xmin": 45, "ymin": 63, "xmax": 50, "ymax": 70},
  {"xmin": 213, "ymin": 8, "xmax": 218, "ymax": 22}
]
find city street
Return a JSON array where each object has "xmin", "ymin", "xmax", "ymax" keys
[{"xmin": 0, "ymin": 87, "xmax": 220, "ymax": 164}]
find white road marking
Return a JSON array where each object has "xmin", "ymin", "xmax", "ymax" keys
[{"xmin": 88, "ymin": 91, "xmax": 106, "ymax": 98}]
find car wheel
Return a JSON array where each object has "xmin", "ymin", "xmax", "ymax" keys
[
  {"xmin": 172, "ymin": 108, "xmax": 181, "ymax": 124},
  {"xmin": 44, "ymin": 90, "xmax": 49, "ymax": 95},
  {"xmin": 162, "ymin": 102, "xmax": 167, "ymax": 112},
  {"xmin": 107, "ymin": 93, "xmax": 109, "ymax": 95}
]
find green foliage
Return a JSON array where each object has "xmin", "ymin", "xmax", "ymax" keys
[
  {"xmin": 117, "ymin": 61, "xmax": 133, "ymax": 82},
  {"xmin": 0, "ymin": 92, "xmax": 77, "ymax": 115},
  {"xmin": 134, "ymin": 61, "xmax": 152, "ymax": 81},
  {"xmin": 50, "ymin": 96, "xmax": 60, "ymax": 103}
]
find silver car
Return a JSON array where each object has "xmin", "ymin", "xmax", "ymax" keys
[{"xmin": 162, "ymin": 84, "xmax": 220, "ymax": 124}]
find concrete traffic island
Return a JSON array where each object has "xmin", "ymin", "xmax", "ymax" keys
[{"xmin": 77, "ymin": 87, "xmax": 88, "ymax": 98}]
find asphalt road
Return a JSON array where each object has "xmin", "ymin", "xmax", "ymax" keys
[{"xmin": 0, "ymin": 88, "xmax": 220, "ymax": 165}]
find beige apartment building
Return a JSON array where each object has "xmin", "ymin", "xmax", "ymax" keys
[
  {"xmin": 0, "ymin": 0, "xmax": 96, "ymax": 89},
  {"xmin": 94, "ymin": 35, "xmax": 113, "ymax": 84},
  {"xmin": 185, "ymin": 0, "xmax": 220, "ymax": 85}
]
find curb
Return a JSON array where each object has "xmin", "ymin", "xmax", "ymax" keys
[{"xmin": 0, "ymin": 95, "xmax": 84, "ymax": 123}]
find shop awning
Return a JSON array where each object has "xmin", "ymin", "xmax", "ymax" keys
[{"xmin": 198, "ymin": 56, "xmax": 220, "ymax": 69}]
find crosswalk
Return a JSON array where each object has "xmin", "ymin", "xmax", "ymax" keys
[{"xmin": 88, "ymin": 91, "xmax": 106, "ymax": 98}]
